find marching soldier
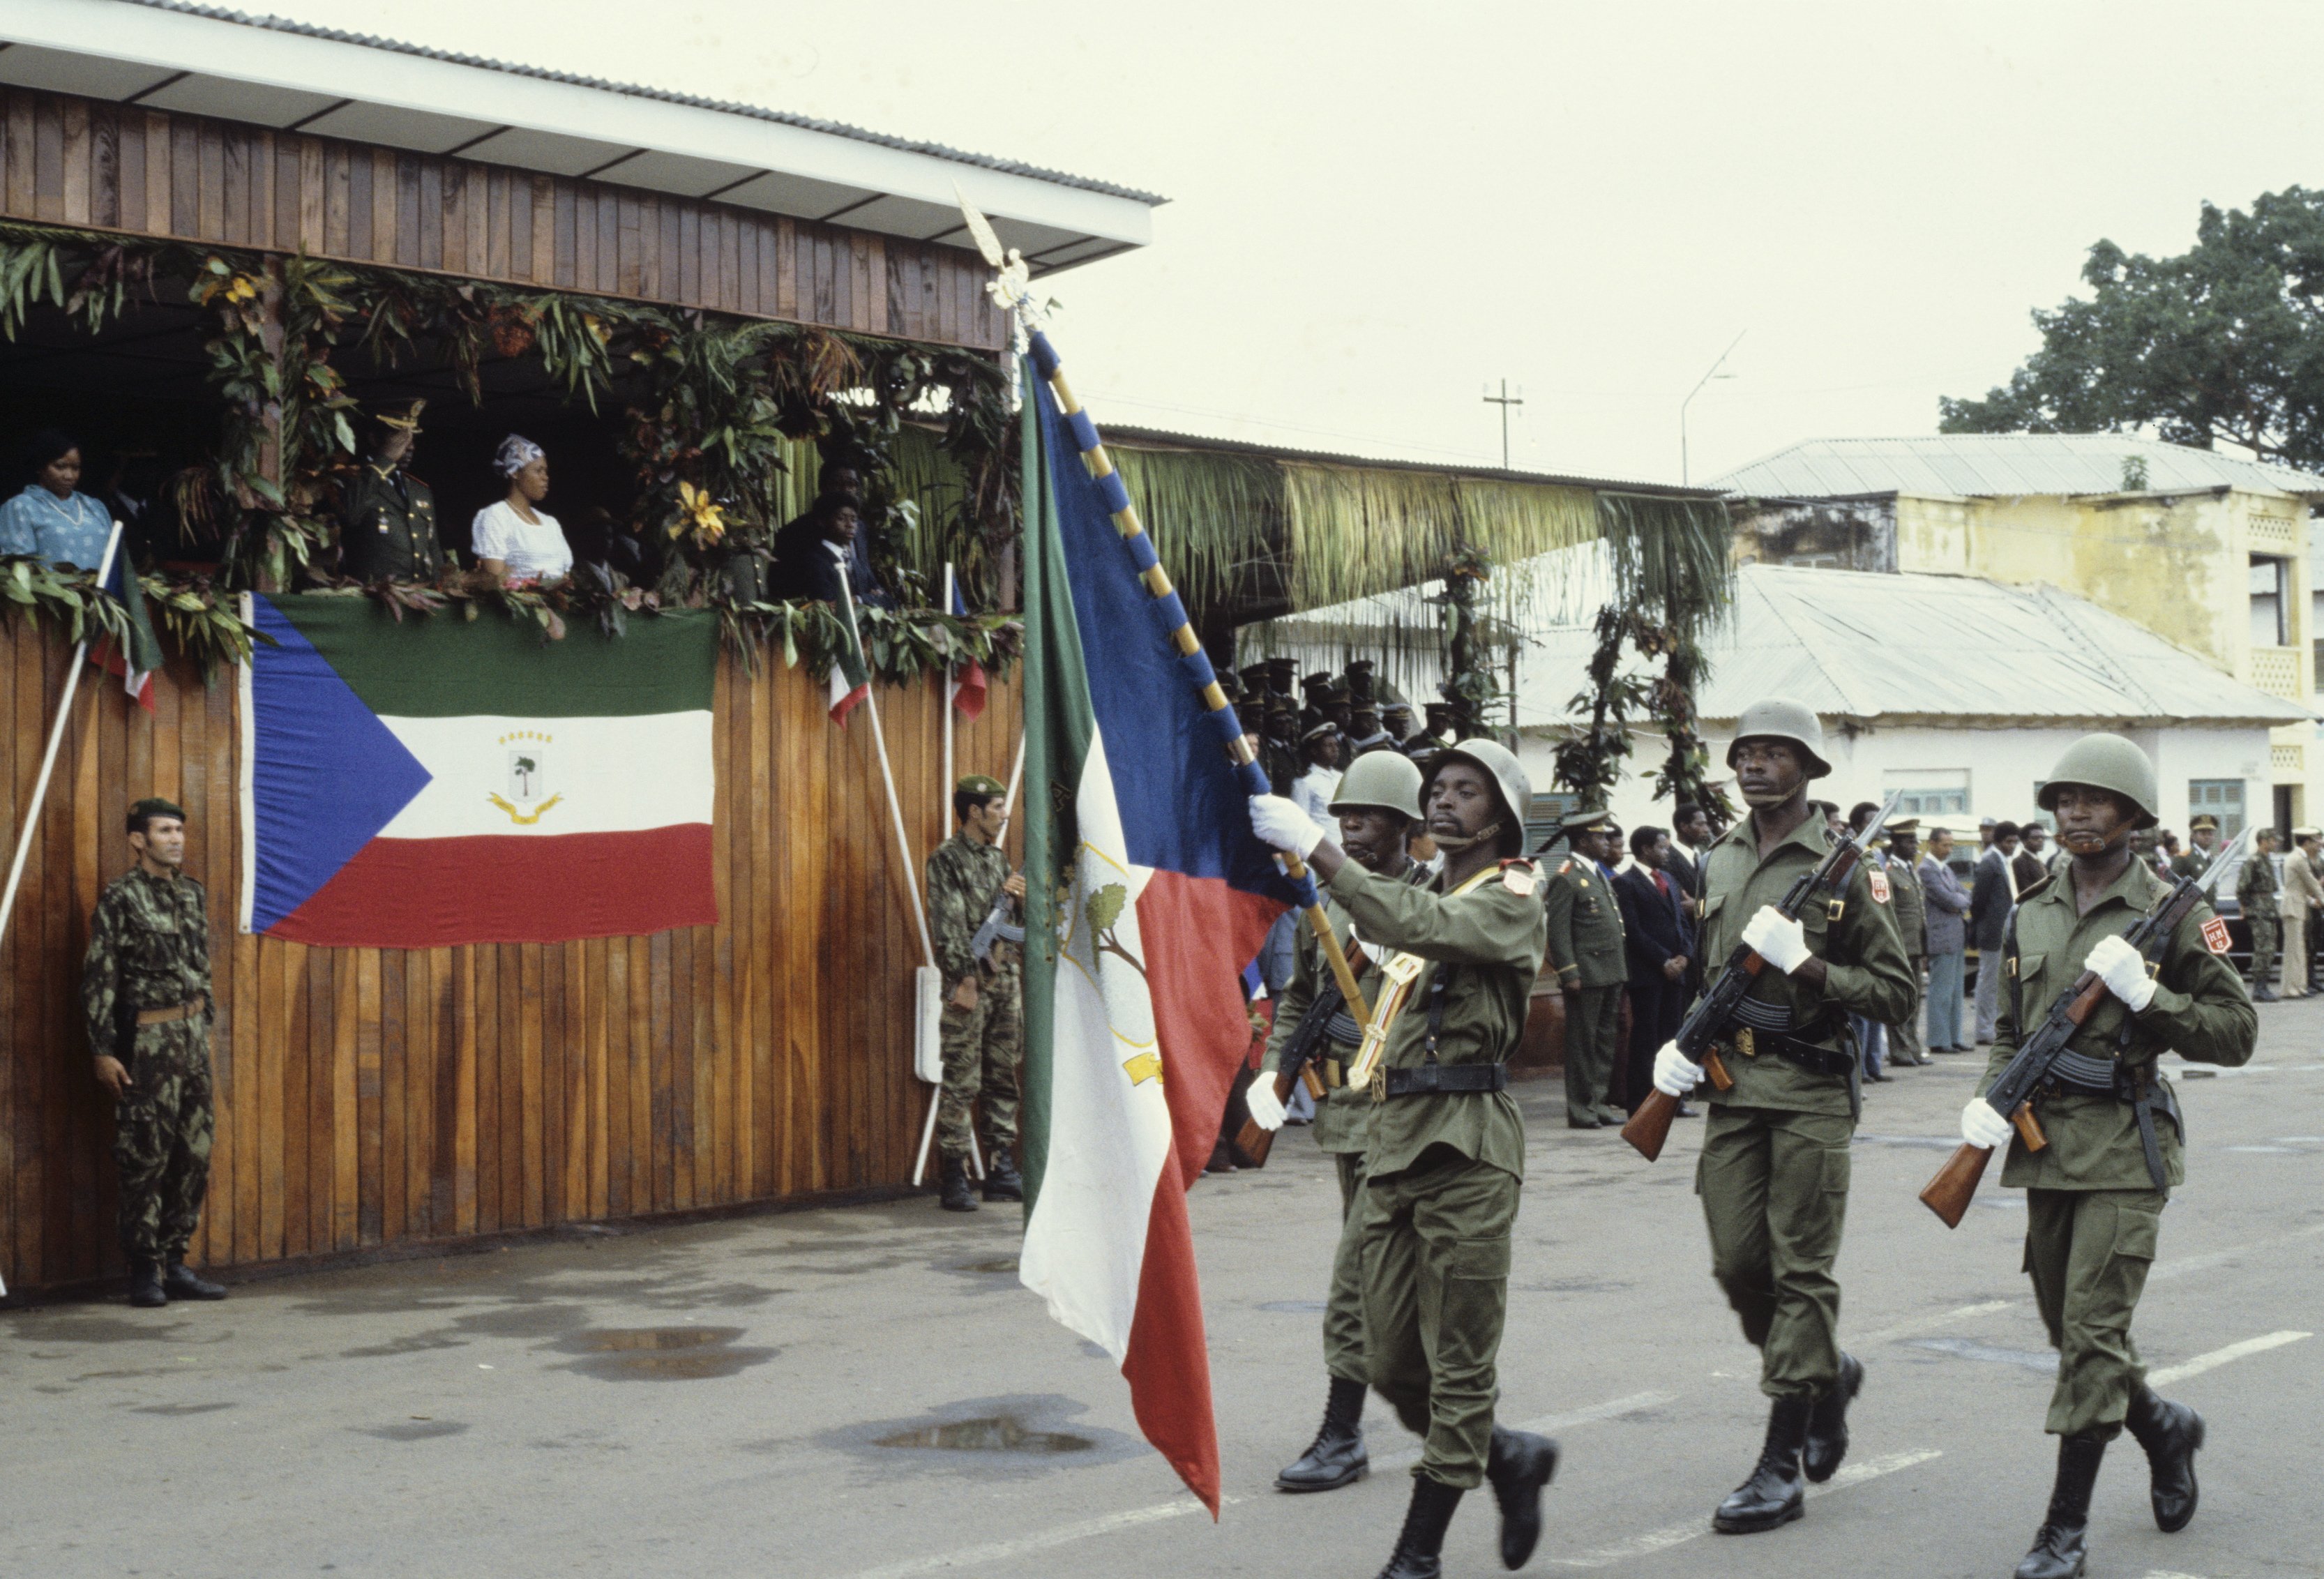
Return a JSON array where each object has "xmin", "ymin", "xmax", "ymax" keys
[
  {"xmin": 83, "ymin": 799, "xmax": 228, "ymax": 1308},
  {"xmin": 2235, "ymin": 827, "xmax": 2280, "ymax": 1001},
  {"xmin": 926, "ymin": 775, "xmax": 1026, "ymax": 1213},
  {"xmin": 2169, "ymin": 814, "xmax": 2219, "ymax": 881},
  {"xmin": 1649, "ymin": 699, "xmax": 1912, "ymax": 1536},
  {"xmin": 1254, "ymin": 750, "xmax": 1431, "ymax": 1496},
  {"xmin": 1542, "ymin": 810, "xmax": 1629, "ymax": 1128},
  {"xmin": 1958, "ymin": 735, "xmax": 2252, "ymax": 1579},
  {"xmin": 336, "ymin": 401, "xmax": 445, "ymax": 582},
  {"xmin": 1882, "ymin": 820, "xmax": 1931, "ymax": 1066},
  {"xmin": 1250, "ymin": 739, "xmax": 1559, "ymax": 1579}
]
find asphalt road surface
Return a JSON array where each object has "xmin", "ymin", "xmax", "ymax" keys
[{"xmin": 6, "ymin": 1008, "xmax": 2320, "ymax": 1579}]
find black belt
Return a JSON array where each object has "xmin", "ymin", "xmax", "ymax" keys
[
  {"xmin": 1719, "ymin": 1027, "xmax": 1855, "ymax": 1080},
  {"xmin": 1376, "ymin": 1063, "xmax": 1509, "ymax": 1098}
]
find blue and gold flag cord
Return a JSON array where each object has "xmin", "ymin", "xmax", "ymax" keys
[{"xmin": 1027, "ymin": 330, "xmax": 1371, "ymax": 1029}]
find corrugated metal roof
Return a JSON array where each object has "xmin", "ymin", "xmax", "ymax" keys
[
  {"xmin": 111, "ymin": 0, "xmax": 1165, "ymax": 204},
  {"xmin": 1712, "ymin": 434, "xmax": 2324, "ymax": 501}
]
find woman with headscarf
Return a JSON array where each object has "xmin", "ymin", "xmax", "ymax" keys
[
  {"xmin": 0, "ymin": 429, "xmax": 114, "ymax": 571},
  {"xmin": 471, "ymin": 435, "xmax": 571, "ymax": 587}
]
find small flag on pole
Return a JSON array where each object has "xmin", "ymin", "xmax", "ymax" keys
[
  {"xmin": 91, "ymin": 540, "xmax": 161, "ymax": 713},
  {"xmin": 827, "ymin": 544, "xmax": 870, "ymax": 725},
  {"xmin": 949, "ymin": 575, "xmax": 988, "ymax": 721}
]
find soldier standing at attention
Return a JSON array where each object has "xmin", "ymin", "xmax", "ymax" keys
[
  {"xmin": 335, "ymin": 401, "xmax": 444, "ymax": 582},
  {"xmin": 1255, "ymin": 750, "xmax": 1431, "ymax": 1496},
  {"xmin": 1251, "ymin": 740, "xmax": 1559, "ymax": 1579},
  {"xmin": 1543, "ymin": 810, "xmax": 1628, "ymax": 1128},
  {"xmin": 2235, "ymin": 828, "xmax": 2280, "ymax": 1002},
  {"xmin": 2170, "ymin": 815, "xmax": 2218, "ymax": 881},
  {"xmin": 1649, "ymin": 699, "xmax": 1912, "ymax": 1536},
  {"xmin": 1958, "ymin": 735, "xmax": 2252, "ymax": 1579},
  {"xmin": 1882, "ymin": 819, "xmax": 1931, "ymax": 1066},
  {"xmin": 83, "ymin": 799, "xmax": 228, "ymax": 1308},
  {"xmin": 926, "ymin": 775, "xmax": 1027, "ymax": 1213}
]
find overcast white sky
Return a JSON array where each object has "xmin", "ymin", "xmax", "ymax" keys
[{"xmin": 270, "ymin": 1, "xmax": 2324, "ymax": 486}]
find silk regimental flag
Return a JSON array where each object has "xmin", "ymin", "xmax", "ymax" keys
[
  {"xmin": 1018, "ymin": 364, "xmax": 1299, "ymax": 1513},
  {"xmin": 239, "ymin": 594, "xmax": 718, "ymax": 946}
]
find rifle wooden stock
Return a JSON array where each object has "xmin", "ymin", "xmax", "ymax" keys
[
  {"xmin": 1618, "ymin": 1088, "xmax": 1680, "ymax": 1162},
  {"xmin": 1918, "ymin": 1142, "xmax": 1993, "ymax": 1228},
  {"xmin": 1232, "ymin": 881, "xmax": 1372, "ymax": 1170},
  {"xmin": 1233, "ymin": 1064, "xmax": 1328, "ymax": 1168}
]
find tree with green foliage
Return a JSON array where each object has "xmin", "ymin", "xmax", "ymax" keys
[{"xmin": 1940, "ymin": 186, "xmax": 2324, "ymax": 469}]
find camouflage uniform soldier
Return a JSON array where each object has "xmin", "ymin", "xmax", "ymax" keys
[
  {"xmin": 1651, "ymin": 700, "xmax": 1912, "ymax": 1536},
  {"xmin": 2235, "ymin": 828, "xmax": 2280, "ymax": 1001},
  {"xmin": 336, "ymin": 401, "xmax": 444, "ymax": 582},
  {"xmin": 926, "ymin": 775, "xmax": 1025, "ymax": 1213},
  {"xmin": 82, "ymin": 799, "xmax": 228, "ymax": 1308},
  {"xmin": 1256, "ymin": 750, "xmax": 1431, "ymax": 1496},
  {"xmin": 1251, "ymin": 740, "xmax": 1561, "ymax": 1579},
  {"xmin": 1963, "ymin": 735, "xmax": 2254, "ymax": 1579}
]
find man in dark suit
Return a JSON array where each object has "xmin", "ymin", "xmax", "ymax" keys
[
  {"xmin": 1969, "ymin": 819, "xmax": 2021, "ymax": 1044},
  {"xmin": 1615, "ymin": 824, "xmax": 1695, "ymax": 1117}
]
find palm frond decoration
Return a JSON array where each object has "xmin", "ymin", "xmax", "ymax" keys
[{"xmin": 1106, "ymin": 445, "xmax": 1282, "ymax": 616}]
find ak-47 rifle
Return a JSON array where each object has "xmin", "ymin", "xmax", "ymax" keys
[
  {"xmin": 1620, "ymin": 787, "xmax": 1908, "ymax": 1162},
  {"xmin": 969, "ymin": 867, "xmax": 1026, "ymax": 965},
  {"xmin": 1234, "ymin": 975, "xmax": 1347, "ymax": 1168},
  {"xmin": 1917, "ymin": 824, "xmax": 2251, "ymax": 1227}
]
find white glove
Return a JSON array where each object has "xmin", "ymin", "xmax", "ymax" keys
[
  {"xmin": 1741, "ymin": 905, "xmax": 1813, "ymax": 974},
  {"xmin": 2084, "ymin": 935, "xmax": 2157, "ymax": 1013},
  {"xmin": 1248, "ymin": 794, "xmax": 1325, "ymax": 858},
  {"xmin": 1959, "ymin": 1097, "xmax": 2014, "ymax": 1151},
  {"xmin": 1652, "ymin": 1040, "xmax": 1703, "ymax": 1096},
  {"xmin": 1245, "ymin": 1080, "xmax": 1286, "ymax": 1133}
]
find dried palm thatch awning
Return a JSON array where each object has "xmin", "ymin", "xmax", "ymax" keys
[{"xmin": 1094, "ymin": 427, "xmax": 1733, "ymax": 634}]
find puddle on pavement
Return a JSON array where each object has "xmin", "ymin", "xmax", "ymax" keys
[
  {"xmin": 130, "ymin": 1401, "xmax": 236, "ymax": 1416},
  {"xmin": 1901, "ymin": 1336, "xmax": 2058, "ymax": 1373},
  {"xmin": 357, "ymin": 1420, "xmax": 471, "ymax": 1441},
  {"xmin": 1258, "ymin": 1299, "xmax": 1327, "ymax": 1313},
  {"xmin": 874, "ymin": 1414, "xmax": 1094, "ymax": 1454},
  {"xmin": 957, "ymin": 1257, "xmax": 1019, "ymax": 1276},
  {"xmin": 552, "ymin": 1325, "xmax": 776, "ymax": 1382}
]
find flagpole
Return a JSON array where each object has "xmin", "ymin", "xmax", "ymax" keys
[
  {"xmin": 0, "ymin": 520, "xmax": 124, "ymax": 964},
  {"xmin": 942, "ymin": 561, "xmax": 957, "ymax": 810}
]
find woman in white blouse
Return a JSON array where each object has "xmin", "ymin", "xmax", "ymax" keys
[{"xmin": 471, "ymin": 435, "xmax": 572, "ymax": 587}]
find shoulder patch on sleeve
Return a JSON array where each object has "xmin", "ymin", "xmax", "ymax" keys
[
  {"xmin": 1868, "ymin": 868, "xmax": 1891, "ymax": 904},
  {"xmin": 2202, "ymin": 914, "xmax": 2233, "ymax": 955},
  {"xmin": 1501, "ymin": 863, "xmax": 1538, "ymax": 897}
]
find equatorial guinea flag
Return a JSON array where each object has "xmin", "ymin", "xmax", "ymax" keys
[
  {"xmin": 238, "ymin": 594, "xmax": 718, "ymax": 947},
  {"xmin": 1018, "ymin": 356, "xmax": 1299, "ymax": 1513}
]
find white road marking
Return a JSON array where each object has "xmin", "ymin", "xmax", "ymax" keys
[
  {"xmin": 2146, "ymin": 1330, "xmax": 2311, "ymax": 1388},
  {"xmin": 833, "ymin": 1389, "xmax": 1671, "ymax": 1579},
  {"xmin": 2140, "ymin": 1570, "xmax": 2211, "ymax": 1579},
  {"xmin": 2149, "ymin": 1222, "xmax": 2324, "ymax": 1284},
  {"xmin": 1859, "ymin": 1299, "xmax": 2019, "ymax": 1344},
  {"xmin": 1546, "ymin": 1449, "xmax": 1942, "ymax": 1569}
]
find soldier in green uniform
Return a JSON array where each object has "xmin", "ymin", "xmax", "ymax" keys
[
  {"xmin": 2169, "ymin": 814, "xmax": 2218, "ymax": 881},
  {"xmin": 1543, "ymin": 809, "xmax": 1628, "ymax": 1128},
  {"xmin": 925, "ymin": 775, "xmax": 1026, "ymax": 1213},
  {"xmin": 1959, "ymin": 734, "xmax": 2254, "ymax": 1579},
  {"xmin": 336, "ymin": 401, "xmax": 445, "ymax": 582},
  {"xmin": 82, "ymin": 799, "xmax": 229, "ymax": 1308},
  {"xmin": 1403, "ymin": 702, "xmax": 1456, "ymax": 764},
  {"xmin": 1882, "ymin": 819, "xmax": 1931, "ymax": 1066},
  {"xmin": 1650, "ymin": 698, "xmax": 1913, "ymax": 1536},
  {"xmin": 1254, "ymin": 750, "xmax": 1431, "ymax": 1495},
  {"xmin": 1251, "ymin": 740, "xmax": 1560, "ymax": 1579},
  {"xmin": 2235, "ymin": 827, "xmax": 2280, "ymax": 1001}
]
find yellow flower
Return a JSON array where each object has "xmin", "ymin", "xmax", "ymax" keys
[
  {"xmin": 224, "ymin": 275, "xmax": 259, "ymax": 303},
  {"xmin": 677, "ymin": 481, "xmax": 726, "ymax": 544}
]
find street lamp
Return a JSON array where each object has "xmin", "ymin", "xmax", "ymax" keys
[{"xmin": 1680, "ymin": 331, "xmax": 1746, "ymax": 485}]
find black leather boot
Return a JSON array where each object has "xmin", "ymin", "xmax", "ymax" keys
[
  {"xmin": 1485, "ymin": 1425, "xmax": 1560, "ymax": 1569},
  {"xmin": 2015, "ymin": 1434, "xmax": 2104, "ymax": 1578},
  {"xmin": 2125, "ymin": 1385, "xmax": 2204, "ymax": 1533},
  {"xmin": 938, "ymin": 1156, "xmax": 979, "ymax": 1212},
  {"xmin": 982, "ymin": 1145, "xmax": 1024, "ymax": 1203},
  {"xmin": 1802, "ymin": 1352, "xmax": 1862, "ymax": 1483},
  {"xmin": 127, "ymin": 1257, "xmax": 167, "ymax": 1308},
  {"xmin": 1374, "ymin": 1474, "xmax": 1464, "ymax": 1579},
  {"xmin": 1713, "ymin": 1395, "xmax": 1811, "ymax": 1534},
  {"xmin": 1276, "ymin": 1375, "xmax": 1368, "ymax": 1492},
  {"xmin": 163, "ymin": 1258, "xmax": 228, "ymax": 1301}
]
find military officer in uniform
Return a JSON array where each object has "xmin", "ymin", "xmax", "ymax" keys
[
  {"xmin": 1403, "ymin": 702, "xmax": 1456, "ymax": 763},
  {"xmin": 2235, "ymin": 827, "xmax": 2280, "ymax": 1001},
  {"xmin": 1253, "ymin": 750, "xmax": 1432, "ymax": 1496},
  {"xmin": 1650, "ymin": 699, "xmax": 1912, "ymax": 1536},
  {"xmin": 2170, "ymin": 814, "xmax": 2219, "ymax": 881},
  {"xmin": 82, "ymin": 799, "xmax": 228, "ymax": 1308},
  {"xmin": 1882, "ymin": 819, "xmax": 1932, "ymax": 1066},
  {"xmin": 926, "ymin": 775, "xmax": 1026, "ymax": 1213},
  {"xmin": 336, "ymin": 401, "xmax": 445, "ymax": 582},
  {"xmin": 1543, "ymin": 809, "xmax": 1629, "ymax": 1128},
  {"xmin": 1251, "ymin": 739, "xmax": 1560, "ymax": 1579},
  {"xmin": 1959, "ymin": 735, "xmax": 2253, "ymax": 1579}
]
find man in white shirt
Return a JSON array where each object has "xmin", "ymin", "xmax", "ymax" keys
[{"xmin": 1289, "ymin": 725, "xmax": 1343, "ymax": 822}]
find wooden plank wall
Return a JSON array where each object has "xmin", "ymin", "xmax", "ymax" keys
[
  {"xmin": 0, "ymin": 84, "xmax": 1004, "ymax": 352},
  {"xmin": 0, "ymin": 623, "xmax": 1023, "ymax": 1294}
]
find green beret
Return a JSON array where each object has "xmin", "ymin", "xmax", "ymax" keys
[
  {"xmin": 955, "ymin": 775, "xmax": 1006, "ymax": 798},
  {"xmin": 128, "ymin": 797, "xmax": 186, "ymax": 828}
]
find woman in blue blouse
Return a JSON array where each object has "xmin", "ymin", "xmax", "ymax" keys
[{"xmin": 0, "ymin": 430, "xmax": 114, "ymax": 571}]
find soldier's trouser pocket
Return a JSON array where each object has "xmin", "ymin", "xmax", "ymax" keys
[{"xmin": 2025, "ymin": 1188, "xmax": 2163, "ymax": 1440}]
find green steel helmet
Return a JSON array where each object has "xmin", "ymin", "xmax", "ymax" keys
[
  {"xmin": 1329, "ymin": 750, "xmax": 1424, "ymax": 820},
  {"xmin": 2037, "ymin": 732, "xmax": 2159, "ymax": 830},
  {"xmin": 1430, "ymin": 738, "xmax": 1532, "ymax": 836},
  {"xmin": 1726, "ymin": 697, "xmax": 1832, "ymax": 780}
]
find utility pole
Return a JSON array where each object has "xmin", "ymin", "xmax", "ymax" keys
[
  {"xmin": 1680, "ymin": 331, "xmax": 1745, "ymax": 485},
  {"xmin": 1482, "ymin": 379, "xmax": 1523, "ymax": 469}
]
